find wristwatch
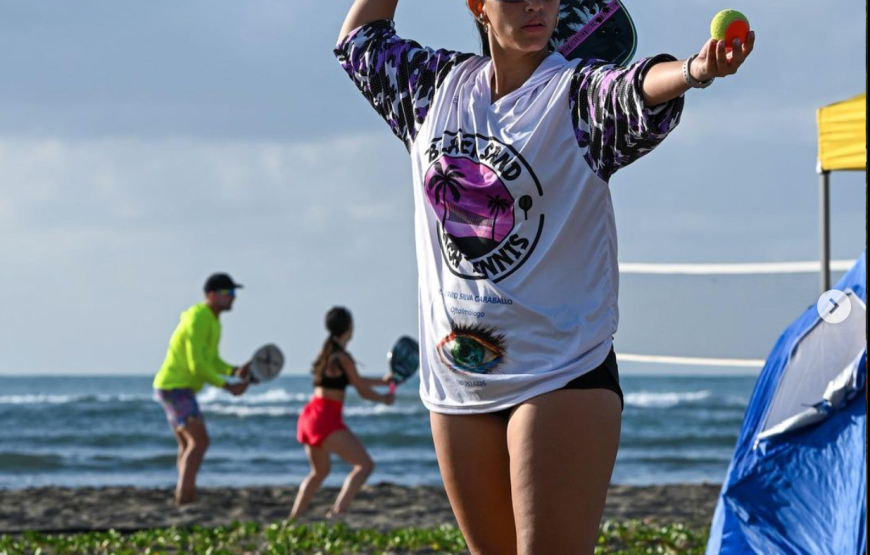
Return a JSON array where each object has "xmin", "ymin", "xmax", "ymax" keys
[{"xmin": 682, "ymin": 54, "xmax": 714, "ymax": 89}]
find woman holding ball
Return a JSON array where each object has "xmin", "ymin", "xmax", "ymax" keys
[{"xmin": 334, "ymin": 1, "xmax": 754, "ymax": 553}]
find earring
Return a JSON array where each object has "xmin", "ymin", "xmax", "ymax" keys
[{"xmin": 478, "ymin": 15, "xmax": 489, "ymax": 33}]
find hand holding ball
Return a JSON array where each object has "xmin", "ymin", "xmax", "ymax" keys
[{"xmin": 711, "ymin": 9, "xmax": 750, "ymax": 51}]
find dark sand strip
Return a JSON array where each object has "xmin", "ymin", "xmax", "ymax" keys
[{"xmin": 0, "ymin": 483, "xmax": 721, "ymax": 534}]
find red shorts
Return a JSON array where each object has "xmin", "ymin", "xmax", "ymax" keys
[{"xmin": 296, "ymin": 397, "xmax": 347, "ymax": 448}]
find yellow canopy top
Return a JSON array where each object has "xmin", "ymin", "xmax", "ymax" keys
[{"xmin": 817, "ymin": 93, "xmax": 866, "ymax": 172}]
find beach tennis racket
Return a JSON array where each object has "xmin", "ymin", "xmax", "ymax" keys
[
  {"xmin": 387, "ymin": 336, "xmax": 420, "ymax": 394},
  {"xmin": 550, "ymin": 0, "xmax": 637, "ymax": 66},
  {"xmin": 247, "ymin": 344, "xmax": 284, "ymax": 384}
]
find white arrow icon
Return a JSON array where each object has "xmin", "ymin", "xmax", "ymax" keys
[{"xmin": 817, "ymin": 290, "xmax": 852, "ymax": 324}]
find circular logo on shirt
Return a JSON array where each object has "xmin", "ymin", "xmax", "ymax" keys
[{"xmin": 423, "ymin": 131, "xmax": 544, "ymax": 283}]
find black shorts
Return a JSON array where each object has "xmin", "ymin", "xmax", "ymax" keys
[
  {"xmin": 493, "ymin": 347, "xmax": 623, "ymax": 418},
  {"xmin": 560, "ymin": 347, "xmax": 623, "ymax": 410}
]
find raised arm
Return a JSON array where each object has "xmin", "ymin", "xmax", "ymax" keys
[
  {"xmin": 339, "ymin": 0, "xmax": 400, "ymax": 42},
  {"xmin": 334, "ymin": 5, "xmax": 472, "ymax": 151},
  {"xmin": 569, "ymin": 32, "xmax": 755, "ymax": 182},
  {"xmin": 359, "ymin": 375, "xmax": 392, "ymax": 388},
  {"xmin": 642, "ymin": 33, "xmax": 755, "ymax": 106},
  {"xmin": 338, "ymin": 354, "xmax": 394, "ymax": 405}
]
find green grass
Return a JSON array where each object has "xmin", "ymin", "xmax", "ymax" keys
[{"xmin": 0, "ymin": 520, "xmax": 708, "ymax": 555}]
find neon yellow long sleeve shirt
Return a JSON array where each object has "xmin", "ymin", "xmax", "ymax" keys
[{"xmin": 153, "ymin": 303, "xmax": 235, "ymax": 392}]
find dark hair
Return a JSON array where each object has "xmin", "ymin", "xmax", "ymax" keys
[
  {"xmin": 475, "ymin": 20, "xmax": 491, "ymax": 57},
  {"xmin": 311, "ymin": 306, "xmax": 353, "ymax": 378}
]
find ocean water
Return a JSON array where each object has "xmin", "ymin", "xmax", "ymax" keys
[{"xmin": 0, "ymin": 374, "xmax": 755, "ymax": 489}]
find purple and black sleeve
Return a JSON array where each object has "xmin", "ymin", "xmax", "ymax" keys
[
  {"xmin": 335, "ymin": 20, "xmax": 473, "ymax": 152},
  {"xmin": 569, "ymin": 54, "xmax": 684, "ymax": 182}
]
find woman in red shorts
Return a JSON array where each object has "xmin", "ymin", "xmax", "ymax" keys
[{"xmin": 290, "ymin": 306, "xmax": 395, "ymax": 519}]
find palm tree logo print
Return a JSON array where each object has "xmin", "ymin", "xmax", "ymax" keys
[
  {"xmin": 486, "ymin": 194, "xmax": 510, "ymax": 241},
  {"xmin": 422, "ymin": 135, "xmax": 542, "ymax": 282},
  {"xmin": 428, "ymin": 161, "xmax": 467, "ymax": 226},
  {"xmin": 424, "ymin": 153, "xmax": 518, "ymax": 261}
]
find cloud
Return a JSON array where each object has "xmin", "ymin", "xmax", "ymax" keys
[{"xmin": 0, "ymin": 133, "xmax": 411, "ymax": 233}]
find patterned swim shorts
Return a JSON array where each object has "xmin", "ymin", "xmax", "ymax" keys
[{"xmin": 154, "ymin": 388, "xmax": 202, "ymax": 429}]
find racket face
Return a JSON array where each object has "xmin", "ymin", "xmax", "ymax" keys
[
  {"xmin": 388, "ymin": 336, "xmax": 419, "ymax": 385},
  {"xmin": 250, "ymin": 344, "xmax": 284, "ymax": 383},
  {"xmin": 549, "ymin": 0, "xmax": 637, "ymax": 66}
]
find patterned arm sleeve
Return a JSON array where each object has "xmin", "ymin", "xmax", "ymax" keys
[
  {"xmin": 569, "ymin": 54, "xmax": 684, "ymax": 182},
  {"xmin": 335, "ymin": 20, "xmax": 473, "ymax": 152}
]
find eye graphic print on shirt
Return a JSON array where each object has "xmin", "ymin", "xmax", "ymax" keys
[
  {"xmin": 424, "ymin": 131, "xmax": 545, "ymax": 284},
  {"xmin": 436, "ymin": 323, "xmax": 505, "ymax": 375}
]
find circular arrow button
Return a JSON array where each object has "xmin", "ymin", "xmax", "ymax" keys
[{"xmin": 817, "ymin": 289, "xmax": 852, "ymax": 324}]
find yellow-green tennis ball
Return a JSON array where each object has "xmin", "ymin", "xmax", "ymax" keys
[{"xmin": 711, "ymin": 9, "xmax": 750, "ymax": 50}]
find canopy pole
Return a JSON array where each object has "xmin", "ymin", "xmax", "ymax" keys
[{"xmin": 819, "ymin": 170, "xmax": 831, "ymax": 293}]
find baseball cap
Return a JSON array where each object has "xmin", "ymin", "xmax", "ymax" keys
[{"xmin": 204, "ymin": 273, "xmax": 244, "ymax": 293}]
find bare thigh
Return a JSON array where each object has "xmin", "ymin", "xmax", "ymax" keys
[
  {"xmin": 507, "ymin": 389, "xmax": 621, "ymax": 555},
  {"xmin": 306, "ymin": 444, "xmax": 331, "ymax": 476},
  {"xmin": 430, "ymin": 411, "xmax": 516, "ymax": 555},
  {"xmin": 321, "ymin": 430, "xmax": 371, "ymax": 467}
]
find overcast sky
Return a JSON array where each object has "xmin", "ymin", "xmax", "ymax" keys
[{"xmin": 0, "ymin": 0, "xmax": 865, "ymax": 377}]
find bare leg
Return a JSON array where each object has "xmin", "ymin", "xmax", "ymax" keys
[
  {"xmin": 321, "ymin": 430, "xmax": 374, "ymax": 516},
  {"xmin": 176, "ymin": 417, "xmax": 210, "ymax": 505},
  {"xmin": 173, "ymin": 427, "xmax": 188, "ymax": 477},
  {"xmin": 507, "ymin": 389, "xmax": 621, "ymax": 555},
  {"xmin": 430, "ymin": 411, "xmax": 517, "ymax": 555},
  {"xmin": 289, "ymin": 445, "xmax": 331, "ymax": 519}
]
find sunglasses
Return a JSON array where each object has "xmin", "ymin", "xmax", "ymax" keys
[{"xmin": 217, "ymin": 288, "xmax": 236, "ymax": 297}]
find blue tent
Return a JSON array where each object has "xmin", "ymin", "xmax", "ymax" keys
[{"xmin": 707, "ymin": 253, "xmax": 867, "ymax": 555}]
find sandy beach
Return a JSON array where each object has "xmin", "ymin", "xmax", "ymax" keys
[{"xmin": 0, "ymin": 482, "xmax": 721, "ymax": 534}]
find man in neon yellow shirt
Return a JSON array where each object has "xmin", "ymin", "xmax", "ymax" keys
[{"xmin": 153, "ymin": 272, "xmax": 250, "ymax": 505}]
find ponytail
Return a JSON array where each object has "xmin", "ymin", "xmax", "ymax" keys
[
  {"xmin": 311, "ymin": 306, "xmax": 353, "ymax": 379},
  {"xmin": 312, "ymin": 337, "xmax": 342, "ymax": 378}
]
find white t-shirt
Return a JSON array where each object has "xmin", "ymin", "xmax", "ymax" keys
[{"xmin": 336, "ymin": 21, "xmax": 683, "ymax": 414}]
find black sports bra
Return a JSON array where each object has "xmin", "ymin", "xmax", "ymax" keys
[{"xmin": 314, "ymin": 355, "xmax": 350, "ymax": 391}]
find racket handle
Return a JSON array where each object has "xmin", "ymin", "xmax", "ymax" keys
[{"xmin": 388, "ymin": 382, "xmax": 396, "ymax": 395}]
